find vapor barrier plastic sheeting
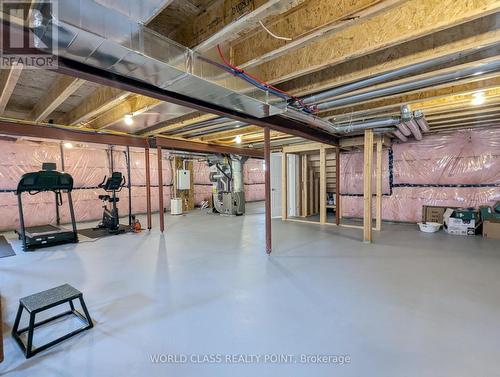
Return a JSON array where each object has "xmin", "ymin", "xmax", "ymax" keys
[
  {"xmin": 0, "ymin": 140, "xmax": 266, "ymax": 230},
  {"xmin": 340, "ymin": 127, "xmax": 500, "ymax": 222}
]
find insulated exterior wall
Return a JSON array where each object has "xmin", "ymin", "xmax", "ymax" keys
[
  {"xmin": 340, "ymin": 127, "xmax": 500, "ymax": 222},
  {"xmin": 0, "ymin": 140, "xmax": 265, "ymax": 231}
]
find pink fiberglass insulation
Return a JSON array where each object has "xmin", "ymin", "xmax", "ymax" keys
[
  {"xmin": 340, "ymin": 127, "xmax": 500, "ymax": 222},
  {"xmin": 193, "ymin": 161, "xmax": 212, "ymax": 184},
  {"xmin": 244, "ymin": 159, "xmax": 265, "ymax": 185},
  {"xmin": 0, "ymin": 140, "xmax": 265, "ymax": 230},
  {"xmin": 340, "ymin": 149, "xmax": 391, "ymax": 195}
]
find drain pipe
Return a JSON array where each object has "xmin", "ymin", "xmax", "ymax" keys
[
  {"xmin": 313, "ymin": 59, "xmax": 500, "ymax": 111},
  {"xmin": 300, "ymin": 45, "xmax": 496, "ymax": 105}
]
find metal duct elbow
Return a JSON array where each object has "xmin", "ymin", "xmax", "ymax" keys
[
  {"xmin": 400, "ymin": 104, "xmax": 422, "ymax": 140},
  {"xmin": 405, "ymin": 119, "xmax": 423, "ymax": 140},
  {"xmin": 395, "ymin": 122, "xmax": 412, "ymax": 136},
  {"xmin": 413, "ymin": 110, "xmax": 430, "ymax": 132},
  {"xmin": 392, "ymin": 130, "xmax": 408, "ymax": 142}
]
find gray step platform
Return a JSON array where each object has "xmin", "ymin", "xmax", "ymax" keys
[{"xmin": 12, "ymin": 284, "xmax": 93, "ymax": 358}]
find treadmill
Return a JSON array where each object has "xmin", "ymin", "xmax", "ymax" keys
[{"xmin": 15, "ymin": 163, "xmax": 78, "ymax": 251}]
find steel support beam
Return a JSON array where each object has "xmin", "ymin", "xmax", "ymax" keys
[
  {"xmin": 145, "ymin": 146, "xmax": 152, "ymax": 230},
  {"xmin": 157, "ymin": 145, "xmax": 165, "ymax": 233},
  {"xmin": 0, "ymin": 119, "xmax": 148, "ymax": 148},
  {"xmin": 264, "ymin": 127, "xmax": 272, "ymax": 254},
  {"xmin": 0, "ymin": 119, "xmax": 265, "ymax": 157}
]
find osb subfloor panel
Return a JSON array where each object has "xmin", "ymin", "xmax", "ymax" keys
[{"xmin": 1, "ymin": 202, "xmax": 499, "ymax": 377}]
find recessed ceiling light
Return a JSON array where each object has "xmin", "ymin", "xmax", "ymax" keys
[
  {"xmin": 471, "ymin": 92, "xmax": 486, "ymax": 106},
  {"xmin": 124, "ymin": 114, "xmax": 134, "ymax": 125},
  {"xmin": 234, "ymin": 135, "xmax": 242, "ymax": 144}
]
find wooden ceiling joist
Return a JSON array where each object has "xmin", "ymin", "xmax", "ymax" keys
[
  {"xmin": 154, "ymin": 136, "xmax": 263, "ymax": 158},
  {"xmin": 428, "ymin": 112, "xmax": 500, "ymax": 125},
  {"xmin": 90, "ymin": 95, "xmax": 161, "ymax": 130},
  {"xmin": 244, "ymin": 0, "xmax": 499, "ymax": 84},
  {"xmin": 157, "ymin": 0, "xmax": 304, "ymax": 50},
  {"xmin": 199, "ymin": 126, "xmax": 262, "ymax": 142},
  {"xmin": 279, "ymin": 14, "xmax": 500, "ymax": 97},
  {"xmin": 149, "ymin": 2, "xmax": 499, "ymax": 135},
  {"xmin": 0, "ymin": 63, "xmax": 23, "ymax": 113},
  {"xmin": 314, "ymin": 56, "xmax": 500, "ymax": 113},
  {"xmin": 63, "ymin": 87, "xmax": 129, "ymax": 126},
  {"xmin": 140, "ymin": 113, "xmax": 218, "ymax": 136},
  {"xmin": 29, "ymin": 76, "xmax": 85, "ymax": 122},
  {"xmin": 231, "ymin": 0, "xmax": 408, "ymax": 69},
  {"xmin": 323, "ymin": 76, "xmax": 500, "ymax": 118}
]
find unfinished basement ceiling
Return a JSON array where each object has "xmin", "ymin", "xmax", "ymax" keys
[
  {"xmin": 0, "ymin": 0, "xmax": 497, "ymax": 148},
  {"xmin": 146, "ymin": 0, "xmax": 221, "ymax": 43}
]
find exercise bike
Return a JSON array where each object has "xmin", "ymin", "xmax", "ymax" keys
[{"xmin": 95, "ymin": 172, "xmax": 126, "ymax": 234}]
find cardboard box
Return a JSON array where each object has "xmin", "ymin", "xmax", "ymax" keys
[
  {"xmin": 483, "ymin": 219, "xmax": 500, "ymax": 240},
  {"xmin": 443, "ymin": 208, "xmax": 480, "ymax": 236},
  {"xmin": 422, "ymin": 205, "xmax": 459, "ymax": 224}
]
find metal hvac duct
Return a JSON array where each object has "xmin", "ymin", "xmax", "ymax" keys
[
  {"xmin": 301, "ymin": 44, "xmax": 499, "ymax": 105},
  {"xmin": 395, "ymin": 122, "xmax": 412, "ymax": 136},
  {"xmin": 31, "ymin": 0, "xmax": 286, "ymax": 119},
  {"xmin": 401, "ymin": 105, "xmax": 422, "ymax": 140},
  {"xmin": 314, "ymin": 59, "xmax": 500, "ymax": 111},
  {"xmin": 185, "ymin": 122, "xmax": 246, "ymax": 138},
  {"xmin": 333, "ymin": 117, "xmax": 401, "ymax": 133},
  {"xmin": 393, "ymin": 130, "xmax": 408, "ymax": 142},
  {"xmin": 413, "ymin": 110, "xmax": 430, "ymax": 132},
  {"xmin": 162, "ymin": 118, "xmax": 243, "ymax": 136}
]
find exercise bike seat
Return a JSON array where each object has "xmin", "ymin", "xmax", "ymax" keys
[{"xmin": 98, "ymin": 195, "xmax": 110, "ymax": 201}]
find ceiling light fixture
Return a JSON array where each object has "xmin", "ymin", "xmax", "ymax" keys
[
  {"xmin": 63, "ymin": 142, "xmax": 73, "ymax": 149},
  {"xmin": 235, "ymin": 135, "xmax": 242, "ymax": 144},
  {"xmin": 124, "ymin": 113, "xmax": 134, "ymax": 125},
  {"xmin": 471, "ymin": 92, "xmax": 486, "ymax": 106}
]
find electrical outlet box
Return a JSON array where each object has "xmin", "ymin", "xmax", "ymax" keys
[{"xmin": 177, "ymin": 169, "xmax": 190, "ymax": 190}]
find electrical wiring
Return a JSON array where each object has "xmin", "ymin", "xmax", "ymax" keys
[
  {"xmin": 258, "ymin": 21, "xmax": 292, "ymax": 41},
  {"xmin": 215, "ymin": 45, "xmax": 317, "ymax": 114}
]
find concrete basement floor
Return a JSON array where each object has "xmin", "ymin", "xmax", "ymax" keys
[{"xmin": 1, "ymin": 202, "xmax": 499, "ymax": 377}]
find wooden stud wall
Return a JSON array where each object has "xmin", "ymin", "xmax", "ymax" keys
[
  {"xmin": 375, "ymin": 135, "xmax": 383, "ymax": 231},
  {"xmin": 283, "ymin": 143, "xmax": 339, "ymax": 225},
  {"xmin": 363, "ymin": 130, "xmax": 374, "ymax": 243},
  {"xmin": 173, "ymin": 157, "xmax": 195, "ymax": 212}
]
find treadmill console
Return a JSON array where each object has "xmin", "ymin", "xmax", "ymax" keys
[{"xmin": 16, "ymin": 169, "xmax": 74, "ymax": 194}]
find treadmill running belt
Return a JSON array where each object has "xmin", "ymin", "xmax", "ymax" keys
[
  {"xmin": 0, "ymin": 236, "xmax": 15, "ymax": 258},
  {"xmin": 25, "ymin": 225, "xmax": 61, "ymax": 233}
]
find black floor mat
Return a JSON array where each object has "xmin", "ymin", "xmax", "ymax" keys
[
  {"xmin": 78, "ymin": 225, "xmax": 129, "ymax": 239},
  {"xmin": 0, "ymin": 235, "xmax": 16, "ymax": 258}
]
